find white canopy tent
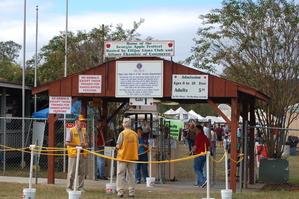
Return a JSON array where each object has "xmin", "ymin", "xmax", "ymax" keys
[
  {"xmin": 205, "ymin": 116, "xmax": 226, "ymax": 123},
  {"xmin": 164, "ymin": 109, "xmax": 176, "ymax": 115},
  {"xmin": 188, "ymin": 110, "xmax": 204, "ymax": 119},
  {"xmin": 175, "ymin": 107, "xmax": 188, "ymax": 114}
]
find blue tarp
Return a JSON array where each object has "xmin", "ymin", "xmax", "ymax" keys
[{"xmin": 32, "ymin": 101, "xmax": 82, "ymax": 119}]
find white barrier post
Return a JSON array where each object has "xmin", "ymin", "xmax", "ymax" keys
[
  {"xmin": 146, "ymin": 148, "xmax": 155, "ymax": 187},
  {"xmin": 225, "ymin": 151, "xmax": 228, "ymax": 190},
  {"xmin": 23, "ymin": 145, "xmax": 36, "ymax": 199},
  {"xmin": 68, "ymin": 146, "xmax": 82, "ymax": 199},
  {"xmin": 220, "ymin": 150, "xmax": 232, "ymax": 199},
  {"xmin": 203, "ymin": 151, "xmax": 215, "ymax": 199},
  {"xmin": 74, "ymin": 146, "xmax": 82, "ymax": 191},
  {"xmin": 106, "ymin": 147, "xmax": 116, "ymax": 194}
]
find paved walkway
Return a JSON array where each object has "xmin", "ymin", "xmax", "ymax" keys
[{"xmin": 0, "ymin": 176, "xmax": 263, "ymax": 193}]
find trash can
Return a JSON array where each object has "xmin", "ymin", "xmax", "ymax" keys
[
  {"xmin": 290, "ymin": 147, "xmax": 296, "ymax": 156},
  {"xmin": 287, "ymin": 136, "xmax": 298, "ymax": 156}
]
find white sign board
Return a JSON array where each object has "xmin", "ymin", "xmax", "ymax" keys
[
  {"xmin": 49, "ymin": 96, "xmax": 72, "ymax": 114},
  {"xmin": 116, "ymin": 61, "xmax": 163, "ymax": 97},
  {"xmin": 78, "ymin": 75, "xmax": 102, "ymax": 93},
  {"xmin": 129, "ymin": 98, "xmax": 153, "ymax": 106},
  {"xmin": 104, "ymin": 40, "xmax": 175, "ymax": 57},
  {"xmin": 171, "ymin": 75, "xmax": 209, "ymax": 99}
]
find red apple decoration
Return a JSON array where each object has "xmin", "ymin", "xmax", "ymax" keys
[
  {"xmin": 168, "ymin": 43, "xmax": 173, "ymax": 47},
  {"xmin": 106, "ymin": 44, "xmax": 111, "ymax": 48}
]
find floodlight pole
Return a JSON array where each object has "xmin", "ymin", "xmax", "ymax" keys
[
  {"xmin": 63, "ymin": 0, "xmax": 69, "ymax": 173},
  {"xmin": 22, "ymin": 0, "xmax": 27, "ymax": 169},
  {"xmin": 34, "ymin": 5, "xmax": 38, "ymax": 113}
]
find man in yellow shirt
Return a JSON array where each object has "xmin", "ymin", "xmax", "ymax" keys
[
  {"xmin": 116, "ymin": 118, "xmax": 139, "ymax": 198},
  {"xmin": 65, "ymin": 115, "xmax": 88, "ymax": 193}
]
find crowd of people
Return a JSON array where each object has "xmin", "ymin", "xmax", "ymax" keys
[{"xmin": 65, "ymin": 116, "xmax": 243, "ymax": 196}]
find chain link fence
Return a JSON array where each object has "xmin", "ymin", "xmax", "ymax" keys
[
  {"xmin": 1, "ymin": 117, "xmax": 298, "ymax": 191},
  {"xmin": 0, "ymin": 117, "xmax": 99, "ymax": 179}
]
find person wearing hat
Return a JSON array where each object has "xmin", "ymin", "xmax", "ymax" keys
[
  {"xmin": 116, "ymin": 118, "xmax": 139, "ymax": 198},
  {"xmin": 65, "ymin": 115, "xmax": 89, "ymax": 193}
]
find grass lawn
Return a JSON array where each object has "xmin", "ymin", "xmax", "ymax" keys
[
  {"xmin": 1, "ymin": 141, "xmax": 299, "ymax": 198},
  {"xmin": 1, "ymin": 181, "xmax": 299, "ymax": 199}
]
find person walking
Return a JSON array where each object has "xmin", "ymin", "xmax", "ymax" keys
[
  {"xmin": 215, "ymin": 124, "xmax": 224, "ymax": 147},
  {"xmin": 141, "ymin": 120, "xmax": 151, "ymax": 139},
  {"xmin": 135, "ymin": 127, "xmax": 149, "ymax": 184},
  {"xmin": 96, "ymin": 119, "xmax": 108, "ymax": 180},
  {"xmin": 188, "ymin": 125, "xmax": 210, "ymax": 188},
  {"xmin": 65, "ymin": 115, "xmax": 88, "ymax": 193},
  {"xmin": 186, "ymin": 123, "xmax": 196, "ymax": 153},
  {"xmin": 116, "ymin": 118, "xmax": 139, "ymax": 198}
]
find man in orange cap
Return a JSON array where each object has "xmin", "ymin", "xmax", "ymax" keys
[{"xmin": 65, "ymin": 115, "xmax": 88, "ymax": 193}]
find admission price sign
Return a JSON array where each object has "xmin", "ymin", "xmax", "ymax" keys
[
  {"xmin": 171, "ymin": 75, "xmax": 209, "ymax": 99},
  {"xmin": 78, "ymin": 75, "xmax": 102, "ymax": 93},
  {"xmin": 49, "ymin": 96, "xmax": 72, "ymax": 114},
  {"xmin": 116, "ymin": 61, "xmax": 163, "ymax": 97},
  {"xmin": 104, "ymin": 40, "xmax": 175, "ymax": 57}
]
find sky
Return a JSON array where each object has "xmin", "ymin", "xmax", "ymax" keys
[{"xmin": 0, "ymin": 0, "xmax": 223, "ymax": 69}]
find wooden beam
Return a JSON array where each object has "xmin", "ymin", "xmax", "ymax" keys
[
  {"xmin": 107, "ymin": 101, "xmax": 127, "ymax": 122},
  {"xmin": 207, "ymin": 99, "xmax": 231, "ymax": 126}
]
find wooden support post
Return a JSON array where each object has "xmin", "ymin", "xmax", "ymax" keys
[
  {"xmin": 47, "ymin": 114, "xmax": 56, "ymax": 184},
  {"xmin": 229, "ymin": 97, "xmax": 239, "ymax": 193},
  {"xmin": 249, "ymin": 100, "xmax": 256, "ymax": 184}
]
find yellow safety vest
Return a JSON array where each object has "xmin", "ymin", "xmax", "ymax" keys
[
  {"xmin": 67, "ymin": 127, "xmax": 87, "ymax": 158},
  {"xmin": 117, "ymin": 129, "xmax": 138, "ymax": 161}
]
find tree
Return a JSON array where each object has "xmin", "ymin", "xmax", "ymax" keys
[
  {"xmin": 0, "ymin": 41, "xmax": 22, "ymax": 83},
  {"xmin": 186, "ymin": 0, "xmax": 299, "ymax": 158},
  {"xmin": 37, "ymin": 19, "xmax": 146, "ymax": 84}
]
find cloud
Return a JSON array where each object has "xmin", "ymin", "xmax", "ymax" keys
[{"xmin": 1, "ymin": 2, "xmax": 213, "ymax": 63}]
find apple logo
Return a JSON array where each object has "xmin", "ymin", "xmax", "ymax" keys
[
  {"xmin": 106, "ymin": 44, "xmax": 111, "ymax": 48},
  {"xmin": 168, "ymin": 43, "xmax": 173, "ymax": 47},
  {"xmin": 129, "ymin": 102, "xmax": 133, "ymax": 105},
  {"xmin": 150, "ymin": 102, "xmax": 153, "ymax": 105}
]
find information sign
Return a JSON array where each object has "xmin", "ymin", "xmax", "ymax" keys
[
  {"xmin": 116, "ymin": 61, "xmax": 163, "ymax": 97},
  {"xmin": 49, "ymin": 96, "xmax": 72, "ymax": 114},
  {"xmin": 171, "ymin": 75, "xmax": 208, "ymax": 99},
  {"xmin": 78, "ymin": 75, "xmax": 102, "ymax": 93}
]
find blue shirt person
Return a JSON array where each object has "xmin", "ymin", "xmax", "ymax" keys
[{"xmin": 135, "ymin": 127, "xmax": 149, "ymax": 183}]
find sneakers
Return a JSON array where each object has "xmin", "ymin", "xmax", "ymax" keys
[
  {"xmin": 136, "ymin": 181, "xmax": 140, "ymax": 184},
  {"xmin": 200, "ymin": 181, "xmax": 207, "ymax": 188},
  {"xmin": 98, "ymin": 176, "xmax": 109, "ymax": 180},
  {"xmin": 78, "ymin": 188, "xmax": 85, "ymax": 192},
  {"xmin": 66, "ymin": 188, "xmax": 72, "ymax": 193}
]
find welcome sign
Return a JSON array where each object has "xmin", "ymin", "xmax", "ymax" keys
[{"xmin": 104, "ymin": 40, "xmax": 175, "ymax": 57}]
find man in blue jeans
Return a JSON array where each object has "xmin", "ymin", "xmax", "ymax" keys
[
  {"xmin": 188, "ymin": 125, "xmax": 210, "ymax": 188},
  {"xmin": 135, "ymin": 127, "xmax": 149, "ymax": 184},
  {"xmin": 96, "ymin": 119, "xmax": 108, "ymax": 180}
]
